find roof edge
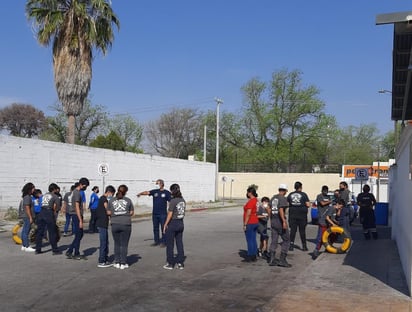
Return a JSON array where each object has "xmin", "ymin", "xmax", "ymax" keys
[{"xmin": 376, "ymin": 11, "xmax": 412, "ymax": 25}]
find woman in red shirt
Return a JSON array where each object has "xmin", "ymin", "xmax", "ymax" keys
[{"xmin": 242, "ymin": 187, "xmax": 259, "ymax": 262}]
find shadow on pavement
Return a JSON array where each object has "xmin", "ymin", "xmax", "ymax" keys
[
  {"xmin": 83, "ymin": 247, "xmax": 98, "ymax": 257},
  {"xmin": 127, "ymin": 254, "xmax": 142, "ymax": 266},
  {"xmin": 342, "ymin": 224, "xmax": 409, "ymax": 296}
]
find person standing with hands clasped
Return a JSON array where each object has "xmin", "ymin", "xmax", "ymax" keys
[
  {"xmin": 287, "ymin": 181, "xmax": 310, "ymax": 251},
  {"xmin": 242, "ymin": 186, "xmax": 259, "ymax": 263},
  {"xmin": 108, "ymin": 185, "xmax": 134, "ymax": 269},
  {"xmin": 163, "ymin": 184, "xmax": 186, "ymax": 270},
  {"xmin": 138, "ymin": 179, "xmax": 171, "ymax": 247}
]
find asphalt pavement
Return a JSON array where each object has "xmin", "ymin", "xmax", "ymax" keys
[{"xmin": 0, "ymin": 204, "xmax": 410, "ymax": 312}]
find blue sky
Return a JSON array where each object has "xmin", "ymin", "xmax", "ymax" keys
[{"xmin": 1, "ymin": 0, "xmax": 411, "ymax": 134}]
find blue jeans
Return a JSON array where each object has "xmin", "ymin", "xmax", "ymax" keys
[
  {"xmin": 165, "ymin": 219, "xmax": 184, "ymax": 265},
  {"xmin": 244, "ymin": 223, "xmax": 258, "ymax": 256},
  {"xmin": 67, "ymin": 215, "xmax": 83, "ymax": 256},
  {"xmin": 111, "ymin": 224, "xmax": 131, "ymax": 265},
  {"xmin": 64, "ymin": 213, "xmax": 73, "ymax": 233},
  {"xmin": 21, "ymin": 217, "xmax": 31, "ymax": 247},
  {"xmin": 152, "ymin": 214, "xmax": 167, "ymax": 244},
  {"xmin": 98, "ymin": 227, "xmax": 109, "ymax": 263}
]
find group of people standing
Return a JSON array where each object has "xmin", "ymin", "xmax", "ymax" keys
[
  {"xmin": 242, "ymin": 182, "xmax": 310, "ymax": 267},
  {"xmin": 18, "ymin": 178, "xmax": 186, "ymax": 270},
  {"xmin": 242, "ymin": 180, "xmax": 379, "ymax": 264}
]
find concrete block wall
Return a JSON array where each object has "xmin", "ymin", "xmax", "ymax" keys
[
  {"xmin": 390, "ymin": 125, "xmax": 412, "ymax": 295},
  {"xmin": 0, "ymin": 135, "xmax": 216, "ymax": 212}
]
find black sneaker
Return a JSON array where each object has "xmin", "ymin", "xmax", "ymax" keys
[
  {"xmin": 176, "ymin": 263, "xmax": 184, "ymax": 270},
  {"xmin": 35, "ymin": 250, "xmax": 43, "ymax": 255},
  {"xmin": 66, "ymin": 252, "xmax": 73, "ymax": 259},
  {"xmin": 163, "ymin": 263, "xmax": 174, "ymax": 270},
  {"xmin": 98, "ymin": 262, "xmax": 113, "ymax": 268},
  {"xmin": 312, "ymin": 249, "xmax": 320, "ymax": 260}
]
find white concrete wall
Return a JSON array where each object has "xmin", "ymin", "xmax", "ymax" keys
[
  {"xmin": 390, "ymin": 125, "xmax": 412, "ymax": 296},
  {"xmin": 0, "ymin": 135, "xmax": 216, "ymax": 211},
  {"xmin": 218, "ymin": 172, "xmax": 342, "ymax": 201}
]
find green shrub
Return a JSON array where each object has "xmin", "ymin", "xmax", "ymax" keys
[{"xmin": 4, "ymin": 207, "xmax": 19, "ymax": 221}]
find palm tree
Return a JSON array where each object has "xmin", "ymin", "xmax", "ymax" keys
[{"xmin": 26, "ymin": 0, "xmax": 120, "ymax": 144}]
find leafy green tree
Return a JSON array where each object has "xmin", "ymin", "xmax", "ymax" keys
[
  {"xmin": 240, "ymin": 69, "xmax": 335, "ymax": 172},
  {"xmin": 0, "ymin": 103, "xmax": 47, "ymax": 137},
  {"xmin": 43, "ymin": 100, "xmax": 108, "ymax": 144},
  {"xmin": 328, "ymin": 124, "xmax": 380, "ymax": 165},
  {"xmin": 109, "ymin": 115, "xmax": 143, "ymax": 153},
  {"xmin": 381, "ymin": 130, "xmax": 396, "ymax": 160},
  {"xmin": 89, "ymin": 130, "xmax": 126, "ymax": 151},
  {"xmin": 26, "ymin": 0, "xmax": 120, "ymax": 144}
]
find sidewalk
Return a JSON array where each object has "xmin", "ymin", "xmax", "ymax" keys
[{"xmin": 266, "ymin": 224, "xmax": 412, "ymax": 312}]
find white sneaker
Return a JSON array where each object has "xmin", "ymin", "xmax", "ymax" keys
[
  {"xmin": 25, "ymin": 247, "xmax": 36, "ymax": 252},
  {"xmin": 120, "ymin": 264, "xmax": 129, "ymax": 270},
  {"xmin": 21, "ymin": 246, "xmax": 26, "ymax": 251},
  {"xmin": 113, "ymin": 263, "xmax": 120, "ymax": 269}
]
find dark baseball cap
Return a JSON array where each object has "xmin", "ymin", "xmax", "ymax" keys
[{"xmin": 79, "ymin": 177, "xmax": 90, "ymax": 186}]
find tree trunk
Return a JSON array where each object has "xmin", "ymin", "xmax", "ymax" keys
[{"xmin": 66, "ymin": 114, "xmax": 75, "ymax": 144}]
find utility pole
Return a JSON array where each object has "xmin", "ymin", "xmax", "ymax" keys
[
  {"xmin": 203, "ymin": 125, "xmax": 207, "ymax": 162},
  {"xmin": 214, "ymin": 97, "xmax": 223, "ymax": 201}
]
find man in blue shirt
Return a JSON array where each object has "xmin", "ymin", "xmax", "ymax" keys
[{"xmin": 138, "ymin": 179, "xmax": 171, "ymax": 247}]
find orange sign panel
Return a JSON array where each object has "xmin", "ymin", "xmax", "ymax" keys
[{"xmin": 343, "ymin": 165, "xmax": 389, "ymax": 178}]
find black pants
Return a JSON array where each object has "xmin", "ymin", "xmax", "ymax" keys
[
  {"xmin": 111, "ymin": 223, "xmax": 132, "ymax": 265},
  {"xmin": 88, "ymin": 209, "xmax": 98, "ymax": 233},
  {"xmin": 35, "ymin": 208, "xmax": 58, "ymax": 252},
  {"xmin": 165, "ymin": 219, "xmax": 184, "ymax": 265},
  {"xmin": 289, "ymin": 215, "xmax": 307, "ymax": 246}
]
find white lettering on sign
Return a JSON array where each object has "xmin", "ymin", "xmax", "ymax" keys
[{"xmin": 355, "ymin": 168, "xmax": 369, "ymax": 180}]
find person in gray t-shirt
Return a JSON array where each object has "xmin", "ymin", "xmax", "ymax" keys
[
  {"xmin": 35, "ymin": 183, "xmax": 61, "ymax": 254},
  {"xmin": 19, "ymin": 182, "xmax": 35, "ymax": 251},
  {"xmin": 312, "ymin": 185, "xmax": 335, "ymax": 259},
  {"xmin": 268, "ymin": 184, "xmax": 291, "ymax": 268},
  {"xmin": 162, "ymin": 183, "xmax": 186, "ymax": 270},
  {"xmin": 108, "ymin": 184, "xmax": 134, "ymax": 269},
  {"xmin": 66, "ymin": 178, "xmax": 90, "ymax": 260}
]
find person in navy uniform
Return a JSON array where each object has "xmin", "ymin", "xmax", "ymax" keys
[
  {"xmin": 286, "ymin": 181, "xmax": 310, "ymax": 251},
  {"xmin": 137, "ymin": 179, "xmax": 171, "ymax": 247},
  {"xmin": 357, "ymin": 184, "xmax": 377, "ymax": 240}
]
